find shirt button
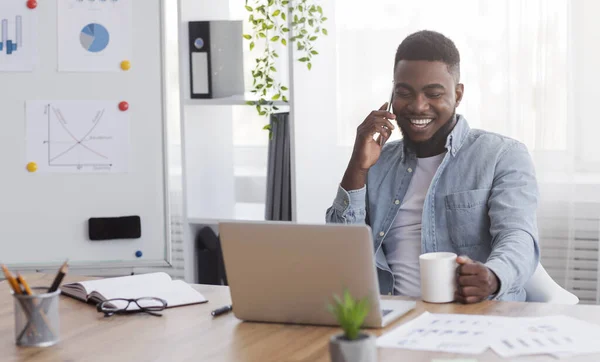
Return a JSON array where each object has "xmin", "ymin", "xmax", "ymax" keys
[
  {"xmin": 343, "ymin": 200, "xmax": 348, "ymax": 205},
  {"xmin": 379, "ymin": 231, "xmax": 385, "ymax": 237},
  {"xmin": 407, "ymin": 168, "xmax": 413, "ymax": 173},
  {"xmin": 394, "ymin": 199, "xmax": 400, "ymax": 205}
]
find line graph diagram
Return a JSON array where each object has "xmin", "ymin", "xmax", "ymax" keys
[
  {"xmin": 47, "ymin": 106, "xmax": 110, "ymax": 167},
  {"xmin": 27, "ymin": 101, "xmax": 129, "ymax": 173}
]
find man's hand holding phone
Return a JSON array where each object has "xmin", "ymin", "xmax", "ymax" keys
[{"xmin": 341, "ymin": 102, "xmax": 396, "ymax": 191}]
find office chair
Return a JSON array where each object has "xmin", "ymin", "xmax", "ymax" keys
[
  {"xmin": 524, "ymin": 263, "xmax": 579, "ymax": 304},
  {"xmin": 195, "ymin": 227, "xmax": 228, "ymax": 286}
]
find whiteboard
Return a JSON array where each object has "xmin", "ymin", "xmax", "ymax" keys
[{"xmin": 0, "ymin": 0, "xmax": 176, "ymax": 269}]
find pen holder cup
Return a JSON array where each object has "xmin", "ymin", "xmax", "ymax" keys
[{"xmin": 12, "ymin": 287, "xmax": 61, "ymax": 347}]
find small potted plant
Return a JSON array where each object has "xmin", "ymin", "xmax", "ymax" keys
[{"xmin": 327, "ymin": 289, "xmax": 377, "ymax": 362}]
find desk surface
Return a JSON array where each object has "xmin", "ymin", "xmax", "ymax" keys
[{"xmin": 2, "ymin": 274, "xmax": 600, "ymax": 362}]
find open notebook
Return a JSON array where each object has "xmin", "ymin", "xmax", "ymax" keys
[{"xmin": 60, "ymin": 272, "xmax": 208, "ymax": 308}]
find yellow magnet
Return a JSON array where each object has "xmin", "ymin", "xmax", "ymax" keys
[
  {"xmin": 26, "ymin": 162, "xmax": 37, "ymax": 173},
  {"xmin": 120, "ymin": 60, "xmax": 131, "ymax": 71}
]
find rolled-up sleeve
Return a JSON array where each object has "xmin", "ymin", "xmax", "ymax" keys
[
  {"xmin": 484, "ymin": 141, "xmax": 540, "ymax": 300},
  {"xmin": 325, "ymin": 185, "xmax": 367, "ymax": 224}
]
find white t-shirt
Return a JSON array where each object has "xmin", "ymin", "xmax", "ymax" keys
[{"xmin": 383, "ymin": 152, "xmax": 445, "ymax": 297}]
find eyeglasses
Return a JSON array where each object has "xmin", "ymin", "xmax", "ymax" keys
[{"xmin": 96, "ymin": 297, "xmax": 168, "ymax": 317}]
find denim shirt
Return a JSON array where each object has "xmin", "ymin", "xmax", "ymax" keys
[{"xmin": 326, "ymin": 115, "xmax": 540, "ymax": 301}]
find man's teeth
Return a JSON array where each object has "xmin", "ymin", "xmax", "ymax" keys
[{"xmin": 410, "ymin": 119, "xmax": 433, "ymax": 127}]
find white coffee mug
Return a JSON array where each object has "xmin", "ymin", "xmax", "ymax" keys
[{"xmin": 419, "ymin": 252, "xmax": 458, "ymax": 303}]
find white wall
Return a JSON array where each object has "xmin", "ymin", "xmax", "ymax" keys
[
  {"xmin": 572, "ymin": 0, "xmax": 600, "ymax": 169},
  {"xmin": 291, "ymin": 0, "xmax": 354, "ymax": 224}
]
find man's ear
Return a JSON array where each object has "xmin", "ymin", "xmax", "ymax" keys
[{"xmin": 455, "ymin": 83, "xmax": 464, "ymax": 107}]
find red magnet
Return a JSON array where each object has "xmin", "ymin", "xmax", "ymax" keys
[
  {"xmin": 26, "ymin": 0, "xmax": 37, "ymax": 9},
  {"xmin": 118, "ymin": 101, "xmax": 129, "ymax": 111}
]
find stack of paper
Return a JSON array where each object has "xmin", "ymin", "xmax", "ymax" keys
[{"xmin": 377, "ymin": 312, "xmax": 600, "ymax": 358}]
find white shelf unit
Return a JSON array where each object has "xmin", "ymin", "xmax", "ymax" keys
[
  {"xmin": 178, "ymin": 0, "xmax": 295, "ymax": 282},
  {"xmin": 178, "ymin": 0, "xmax": 339, "ymax": 283}
]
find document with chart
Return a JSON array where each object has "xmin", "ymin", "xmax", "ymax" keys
[
  {"xmin": 491, "ymin": 315, "xmax": 600, "ymax": 358},
  {"xmin": 376, "ymin": 312, "xmax": 509, "ymax": 354},
  {"xmin": 0, "ymin": 0, "xmax": 37, "ymax": 71},
  {"xmin": 378, "ymin": 312, "xmax": 600, "ymax": 358},
  {"xmin": 25, "ymin": 100, "xmax": 129, "ymax": 173},
  {"xmin": 57, "ymin": 0, "xmax": 132, "ymax": 72}
]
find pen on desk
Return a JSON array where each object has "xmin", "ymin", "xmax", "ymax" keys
[
  {"xmin": 211, "ymin": 305, "xmax": 233, "ymax": 317},
  {"xmin": 48, "ymin": 259, "xmax": 69, "ymax": 293}
]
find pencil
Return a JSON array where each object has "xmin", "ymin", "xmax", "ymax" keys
[
  {"xmin": 16, "ymin": 273, "xmax": 34, "ymax": 295},
  {"xmin": 48, "ymin": 260, "xmax": 69, "ymax": 293},
  {"xmin": 1, "ymin": 264, "xmax": 22, "ymax": 295}
]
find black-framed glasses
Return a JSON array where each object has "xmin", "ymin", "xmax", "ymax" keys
[{"xmin": 96, "ymin": 297, "xmax": 168, "ymax": 317}]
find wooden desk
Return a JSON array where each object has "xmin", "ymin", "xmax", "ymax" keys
[{"xmin": 2, "ymin": 274, "xmax": 600, "ymax": 362}]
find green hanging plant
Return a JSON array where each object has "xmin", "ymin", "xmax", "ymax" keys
[{"xmin": 243, "ymin": 0, "xmax": 328, "ymax": 134}]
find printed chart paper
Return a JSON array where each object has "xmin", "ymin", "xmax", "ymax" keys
[
  {"xmin": 491, "ymin": 315, "xmax": 600, "ymax": 358},
  {"xmin": 26, "ymin": 101, "xmax": 129, "ymax": 173},
  {"xmin": 378, "ymin": 312, "xmax": 600, "ymax": 358},
  {"xmin": 376, "ymin": 312, "xmax": 510, "ymax": 355},
  {"xmin": 57, "ymin": 0, "xmax": 132, "ymax": 72},
  {"xmin": 0, "ymin": 1, "xmax": 37, "ymax": 71}
]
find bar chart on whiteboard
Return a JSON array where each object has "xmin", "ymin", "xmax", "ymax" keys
[
  {"xmin": 0, "ymin": 1, "xmax": 37, "ymax": 71},
  {"xmin": 25, "ymin": 101, "xmax": 130, "ymax": 173}
]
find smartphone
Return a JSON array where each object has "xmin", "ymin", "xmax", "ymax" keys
[{"xmin": 378, "ymin": 85, "xmax": 395, "ymax": 146}]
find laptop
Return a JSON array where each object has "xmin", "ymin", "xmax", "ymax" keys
[{"xmin": 218, "ymin": 221, "xmax": 416, "ymax": 328}]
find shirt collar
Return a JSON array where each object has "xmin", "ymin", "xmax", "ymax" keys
[{"xmin": 445, "ymin": 114, "xmax": 470, "ymax": 157}]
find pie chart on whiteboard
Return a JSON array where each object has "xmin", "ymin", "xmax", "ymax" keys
[{"xmin": 80, "ymin": 23, "xmax": 110, "ymax": 53}]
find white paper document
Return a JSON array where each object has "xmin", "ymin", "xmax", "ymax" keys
[
  {"xmin": 26, "ymin": 100, "xmax": 129, "ymax": 173},
  {"xmin": 0, "ymin": 1, "xmax": 37, "ymax": 71},
  {"xmin": 491, "ymin": 315, "xmax": 600, "ymax": 358},
  {"xmin": 376, "ymin": 312, "xmax": 509, "ymax": 354},
  {"xmin": 57, "ymin": 0, "xmax": 132, "ymax": 72},
  {"xmin": 378, "ymin": 312, "xmax": 600, "ymax": 358}
]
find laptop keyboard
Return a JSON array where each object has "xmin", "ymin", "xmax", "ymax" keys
[{"xmin": 381, "ymin": 308, "xmax": 393, "ymax": 317}]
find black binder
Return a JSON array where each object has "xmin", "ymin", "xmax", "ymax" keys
[{"xmin": 188, "ymin": 21, "xmax": 212, "ymax": 99}]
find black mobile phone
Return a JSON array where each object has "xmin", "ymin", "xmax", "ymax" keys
[{"xmin": 88, "ymin": 216, "xmax": 141, "ymax": 240}]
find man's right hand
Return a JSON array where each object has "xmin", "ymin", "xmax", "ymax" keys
[{"xmin": 341, "ymin": 103, "xmax": 396, "ymax": 191}]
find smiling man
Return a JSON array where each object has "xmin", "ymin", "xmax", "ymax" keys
[{"xmin": 326, "ymin": 30, "xmax": 540, "ymax": 303}]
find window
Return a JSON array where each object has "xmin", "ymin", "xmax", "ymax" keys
[{"xmin": 335, "ymin": 0, "xmax": 568, "ymax": 154}]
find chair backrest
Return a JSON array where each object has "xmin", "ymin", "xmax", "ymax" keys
[{"xmin": 524, "ymin": 263, "xmax": 579, "ymax": 304}]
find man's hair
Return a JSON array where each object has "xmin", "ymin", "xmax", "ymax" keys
[{"xmin": 394, "ymin": 30, "xmax": 460, "ymax": 83}]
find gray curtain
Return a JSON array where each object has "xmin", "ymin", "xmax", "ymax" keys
[{"xmin": 265, "ymin": 112, "xmax": 292, "ymax": 221}]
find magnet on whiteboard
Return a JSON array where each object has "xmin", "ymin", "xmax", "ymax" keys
[
  {"xmin": 26, "ymin": 162, "xmax": 37, "ymax": 172},
  {"xmin": 26, "ymin": 0, "xmax": 37, "ymax": 9},
  {"xmin": 135, "ymin": 250, "xmax": 143, "ymax": 258},
  {"xmin": 118, "ymin": 101, "xmax": 129, "ymax": 111},
  {"xmin": 120, "ymin": 60, "xmax": 131, "ymax": 71}
]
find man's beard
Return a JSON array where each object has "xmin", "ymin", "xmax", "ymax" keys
[{"xmin": 399, "ymin": 112, "xmax": 457, "ymax": 156}]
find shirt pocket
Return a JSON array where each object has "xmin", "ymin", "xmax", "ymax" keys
[{"xmin": 445, "ymin": 189, "xmax": 491, "ymax": 249}]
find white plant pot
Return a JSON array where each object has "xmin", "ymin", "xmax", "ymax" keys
[{"xmin": 329, "ymin": 333, "xmax": 377, "ymax": 362}]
